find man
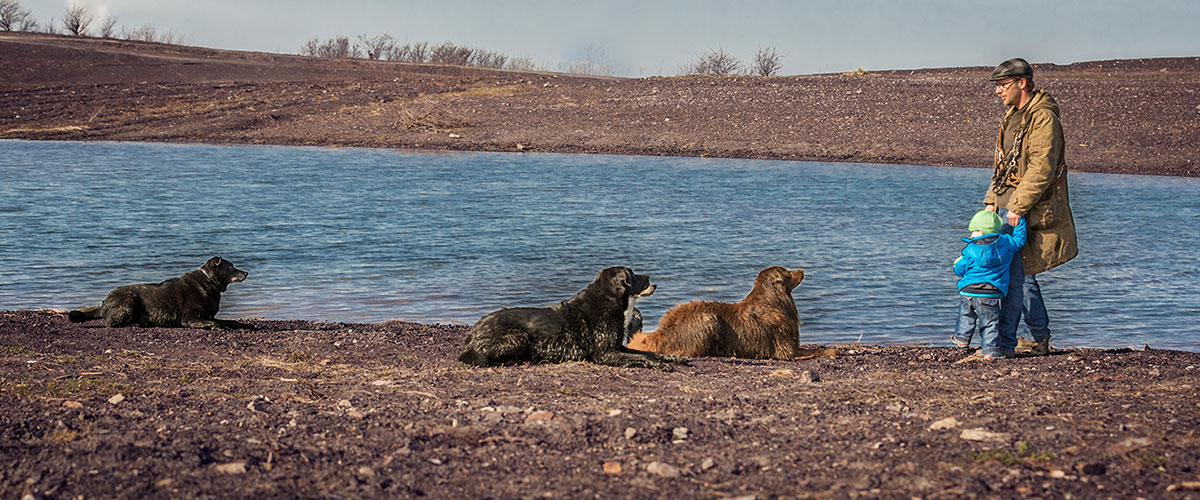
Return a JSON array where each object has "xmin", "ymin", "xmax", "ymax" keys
[{"xmin": 983, "ymin": 57, "xmax": 1078, "ymax": 356}]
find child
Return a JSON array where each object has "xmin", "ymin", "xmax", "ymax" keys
[{"xmin": 952, "ymin": 210, "xmax": 1027, "ymax": 359}]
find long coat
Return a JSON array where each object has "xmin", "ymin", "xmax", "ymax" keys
[{"xmin": 984, "ymin": 90, "xmax": 1078, "ymax": 275}]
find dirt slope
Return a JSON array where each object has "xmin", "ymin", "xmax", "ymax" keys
[{"xmin": 3, "ymin": 32, "xmax": 1198, "ymax": 176}]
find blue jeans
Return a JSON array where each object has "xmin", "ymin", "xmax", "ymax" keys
[
  {"xmin": 954, "ymin": 295, "xmax": 1002, "ymax": 356},
  {"xmin": 998, "ymin": 228, "xmax": 1051, "ymax": 345}
]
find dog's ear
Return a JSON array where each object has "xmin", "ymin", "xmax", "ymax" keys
[
  {"xmin": 204, "ymin": 256, "xmax": 222, "ymax": 269},
  {"xmin": 599, "ymin": 266, "xmax": 633, "ymax": 294}
]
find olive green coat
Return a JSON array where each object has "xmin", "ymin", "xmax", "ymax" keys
[{"xmin": 984, "ymin": 90, "xmax": 1078, "ymax": 275}]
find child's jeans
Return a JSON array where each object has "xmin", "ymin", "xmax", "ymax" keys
[{"xmin": 953, "ymin": 295, "xmax": 1002, "ymax": 357}]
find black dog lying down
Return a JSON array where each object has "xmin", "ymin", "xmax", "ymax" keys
[
  {"xmin": 460, "ymin": 266, "xmax": 687, "ymax": 371},
  {"xmin": 68, "ymin": 257, "xmax": 250, "ymax": 330}
]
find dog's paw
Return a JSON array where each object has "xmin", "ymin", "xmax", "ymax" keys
[{"xmin": 658, "ymin": 353, "xmax": 691, "ymax": 365}]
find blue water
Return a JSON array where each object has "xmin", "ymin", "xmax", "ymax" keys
[{"xmin": 2, "ymin": 140, "xmax": 1198, "ymax": 351}]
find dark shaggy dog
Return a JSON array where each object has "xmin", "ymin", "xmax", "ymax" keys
[
  {"xmin": 68, "ymin": 257, "xmax": 250, "ymax": 330},
  {"xmin": 627, "ymin": 266, "xmax": 834, "ymax": 360},
  {"xmin": 459, "ymin": 266, "xmax": 687, "ymax": 370}
]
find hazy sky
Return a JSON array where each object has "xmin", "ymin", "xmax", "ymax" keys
[{"xmin": 19, "ymin": 0, "xmax": 1200, "ymax": 76}]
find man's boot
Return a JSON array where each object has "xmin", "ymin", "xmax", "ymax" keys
[{"xmin": 1016, "ymin": 337, "xmax": 1050, "ymax": 356}]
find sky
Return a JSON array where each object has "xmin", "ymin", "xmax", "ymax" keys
[{"xmin": 17, "ymin": 0, "xmax": 1200, "ymax": 76}]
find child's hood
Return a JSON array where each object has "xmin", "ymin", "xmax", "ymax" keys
[
  {"xmin": 962, "ymin": 233, "xmax": 1000, "ymax": 245},
  {"xmin": 961, "ymin": 233, "xmax": 1005, "ymax": 267}
]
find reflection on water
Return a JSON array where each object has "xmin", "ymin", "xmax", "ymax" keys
[{"xmin": 2, "ymin": 140, "xmax": 1198, "ymax": 351}]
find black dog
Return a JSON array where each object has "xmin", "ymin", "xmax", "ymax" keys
[
  {"xmin": 68, "ymin": 257, "xmax": 249, "ymax": 330},
  {"xmin": 459, "ymin": 266, "xmax": 687, "ymax": 370}
]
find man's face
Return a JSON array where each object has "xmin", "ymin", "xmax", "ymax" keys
[{"xmin": 994, "ymin": 78, "xmax": 1023, "ymax": 107}]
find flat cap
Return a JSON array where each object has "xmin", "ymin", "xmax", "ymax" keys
[{"xmin": 989, "ymin": 57, "xmax": 1033, "ymax": 81}]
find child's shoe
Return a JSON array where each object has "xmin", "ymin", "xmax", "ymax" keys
[{"xmin": 950, "ymin": 336, "xmax": 970, "ymax": 348}]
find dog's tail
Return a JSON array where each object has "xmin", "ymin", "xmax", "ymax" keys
[{"xmin": 67, "ymin": 306, "xmax": 101, "ymax": 323}]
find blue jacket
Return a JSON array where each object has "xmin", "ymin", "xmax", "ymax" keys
[{"xmin": 955, "ymin": 218, "xmax": 1027, "ymax": 297}]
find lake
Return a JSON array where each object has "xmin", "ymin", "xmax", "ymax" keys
[{"xmin": 2, "ymin": 140, "xmax": 1197, "ymax": 351}]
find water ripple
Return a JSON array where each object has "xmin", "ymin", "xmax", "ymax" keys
[{"xmin": 2, "ymin": 140, "xmax": 1199, "ymax": 352}]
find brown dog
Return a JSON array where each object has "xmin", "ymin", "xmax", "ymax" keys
[{"xmin": 628, "ymin": 266, "xmax": 831, "ymax": 360}]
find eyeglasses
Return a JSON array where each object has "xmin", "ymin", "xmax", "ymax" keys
[{"xmin": 994, "ymin": 79, "xmax": 1017, "ymax": 91}]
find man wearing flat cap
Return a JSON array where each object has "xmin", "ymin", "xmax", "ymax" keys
[{"xmin": 982, "ymin": 57, "xmax": 1078, "ymax": 357}]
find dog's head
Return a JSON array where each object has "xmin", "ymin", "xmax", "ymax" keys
[
  {"xmin": 594, "ymin": 266, "xmax": 655, "ymax": 300},
  {"xmin": 755, "ymin": 266, "xmax": 804, "ymax": 295},
  {"xmin": 202, "ymin": 256, "xmax": 248, "ymax": 284}
]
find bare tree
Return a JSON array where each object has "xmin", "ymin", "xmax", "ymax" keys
[
  {"xmin": 62, "ymin": 3, "xmax": 92, "ymax": 36},
  {"xmin": 97, "ymin": 16, "xmax": 116, "ymax": 38},
  {"xmin": 429, "ymin": 41, "xmax": 473, "ymax": 65},
  {"xmin": 0, "ymin": 0, "xmax": 31, "ymax": 31},
  {"xmin": 300, "ymin": 36, "xmax": 360, "ymax": 59},
  {"xmin": 357, "ymin": 34, "xmax": 395, "ymax": 61},
  {"xmin": 471, "ymin": 49, "xmax": 506, "ymax": 69},
  {"xmin": 752, "ymin": 46, "xmax": 783, "ymax": 76},
  {"xmin": 506, "ymin": 56, "xmax": 540, "ymax": 72},
  {"xmin": 682, "ymin": 48, "xmax": 742, "ymax": 75}
]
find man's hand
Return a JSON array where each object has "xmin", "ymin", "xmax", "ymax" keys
[
  {"xmin": 985, "ymin": 204, "xmax": 997, "ymax": 213},
  {"xmin": 1006, "ymin": 210, "xmax": 1022, "ymax": 226}
]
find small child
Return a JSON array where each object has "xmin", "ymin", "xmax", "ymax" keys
[{"xmin": 952, "ymin": 210, "xmax": 1027, "ymax": 359}]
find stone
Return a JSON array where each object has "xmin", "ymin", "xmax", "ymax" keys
[
  {"xmin": 107, "ymin": 394, "xmax": 125, "ymax": 405},
  {"xmin": 357, "ymin": 466, "xmax": 375, "ymax": 477},
  {"xmin": 524, "ymin": 411, "xmax": 557, "ymax": 424},
  {"xmin": 602, "ymin": 461, "xmax": 622, "ymax": 475},
  {"xmin": 672, "ymin": 427, "xmax": 689, "ymax": 440},
  {"xmin": 701, "ymin": 457, "xmax": 715, "ymax": 470},
  {"xmin": 959, "ymin": 428, "xmax": 1007, "ymax": 442},
  {"xmin": 1106, "ymin": 436, "xmax": 1154, "ymax": 454},
  {"xmin": 337, "ymin": 399, "xmax": 353, "ymax": 408},
  {"xmin": 215, "ymin": 461, "xmax": 247, "ymax": 474},
  {"xmin": 798, "ymin": 370, "xmax": 820, "ymax": 383},
  {"xmin": 624, "ymin": 427, "xmax": 637, "ymax": 439},
  {"xmin": 246, "ymin": 397, "xmax": 270, "ymax": 412},
  {"xmin": 1079, "ymin": 462, "xmax": 1107, "ymax": 475},
  {"xmin": 929, "ymin": 417, "xmax": 958, "ymax": 431},
  {"xmin": 63, "ymin": 400, "xmax": 83, "ymax": 409},
  {"xmin": 645, "ymin": 461, "xmax": 680, "ymax": 478}
]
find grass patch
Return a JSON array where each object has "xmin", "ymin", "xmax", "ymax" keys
[
  {"xmin": 46, "ymin": 429, "xmax": 81, "ymax": 445},
  {"xmin": 2, "ymin": 345, "xmax": 37, "ymax": 356},
  {"xmin": 971, "ymin": 441, "xmax": 1054, "ymax": 465},
  {"xmin": 4, "ymin": 377, "xmax": 125, "ymax": 401}
]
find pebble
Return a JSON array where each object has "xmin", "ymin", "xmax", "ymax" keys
[
  {"xmin": 701, "ymin": 457, "xmax": 715, "ymax": 470},
  {"xmin": 959, "ymin": 428, "xmax": 1007, "ymax": 441},
  {"xmin": 672, "ymin": 427, "xmax": 689, "ymax": 440},
  {"xmin": 524, "ymin": 411, "xmax": 557, "ymax": 424},
  {"xmin": 107, "ymin": 394, "xmax": 125, "ymax": 405},
  {"xmin": 602, "ymin": 461, "xmax": 622, "ymax": 475},
  {"xmin": 215, "ymin": 461, "xmax": 247, "ymax": 474},
  {"xmin": 929, "ymin": 417, "xmax": 958, "ymax": 430},
  {"xmin": 645, "ymin": 461, "xmax": 680, "ymax": 478},
  {"xmin": 624, "ymin": 427, "xmax": 637, "ymax": 439},
  {"xmin": 357, "ymin": 466, "xmax": 375, "ymax": 477},
  {"xmin": 607, "ymin": 409, "xmax": 622, "ymax": 417},
  {"xmin": 63, "ymin": 400, "xmax": 83, "ymax": 409},
  {"xmin": 799, "ymin": 370, "xmax": 820, "ymax": 383},
  {"xmin": 337, "ymin": 399, "xmax": 353, "ymax": 408}
]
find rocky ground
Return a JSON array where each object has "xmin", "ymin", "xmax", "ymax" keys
[
  {"xmin": 2, "ymin": 32, "xmax": 1198, "ymax": 176},
  {"xmin": 2, "ymin": 310, "xmax": 1198, "ymax": 499}
]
